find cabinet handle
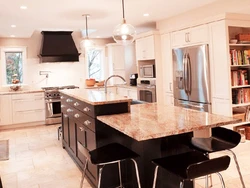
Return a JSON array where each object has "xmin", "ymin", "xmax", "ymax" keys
[
  {"xmin": 74, "ymin": 113, "xmax": 80, "ymax": 118},
  {"xmin": 84, "ymin": 120, "xmax": 91, "ymax": 126},
  {"xmin": 79, "ymin": 127, "xmax": 84, "ymax": 132},
  {"xmin": 66, "ymin": 99, "xmax": 72, "ymax": 103},
  {"xmin": 185, "ymin": 33, "xmax": 188, "ymax": 42},
  {"xmin": 169, "ymin": 83, "xmax": 172, "ymax": 91},
  {"xmin": 74, "ymin": 102, "xmax": 79, "ymax": 106},
  {"xmin": 61, "ymin": 104, "xmax": 65, "ymax": 108},
  {"xmin": 60, "ymin": 96, "xmax": 64, "ymax": 99},
  {"xmin": 66, "ymin": 108, "xmax": 73, "ymax": 112},
  {"xmin": 187, "ymin": 32, "xmax": 190, "ymax": 42},
  {"xmin": 64, "ymin": 114, "xmax": 68, "ymax": 118},
  {"xmin": 83, "ymin": 107, "xmax": 90, "ymax": 112}
]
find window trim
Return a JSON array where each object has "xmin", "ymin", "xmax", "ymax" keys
[{"xmin": 0, "ymin": 46, "xmax": 27, "ymax": 86}]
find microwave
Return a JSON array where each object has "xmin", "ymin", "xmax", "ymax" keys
[{"xmin": 139, "ymin": 64, "xmax": 155, "ymax": 78}]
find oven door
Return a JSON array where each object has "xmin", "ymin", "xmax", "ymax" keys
[
  {"xmin": 137, "ymin": 84, "xmax": 156, "ymax": 103},
  {"xmin": 45, "ymin": 99, "xmax": 61, "ymax": 118}
]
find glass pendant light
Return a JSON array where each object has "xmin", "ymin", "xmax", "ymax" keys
[
  {"xmin": 80, "ymin": 14, "xmax": 93, "ymax": 48},
  {"xmin": 113, "ymin": 0, "xmax": 136, "ymax": 45}
]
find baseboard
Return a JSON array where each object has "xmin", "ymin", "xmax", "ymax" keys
[{"xmin": 0, "ymin": 121, "xmax": 46, "ymax": 131}]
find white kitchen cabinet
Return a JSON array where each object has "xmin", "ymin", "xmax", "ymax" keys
[
  {"xmin": 135, "ymin": 35, "xmax": 155, "ymax": 60},
  {"xmin": 127, "ymin": 89, "xmax": 138, "ymax": 100},
  {"xmin": 164, "ymin": 93, "xmax": 174, "ymax": 106},
  {"xmin": 107, "ymin": 43, "xmax": 136, "ymax": 84},
  {"xmin": 0, "ymin": 95, "xmax": 13, "ymax": 125},
  {"xmin": 171, "ymin": 24, "xmax": 209, "ymax": 47},
  {"xmin": 161, "ymin": 33, "xmax": 173, "ymax": 94},
  {"xmin": 12, "ymin": 92, "xmax": 45, "ymax": 124},
  {"xmin": 212, "ymin": 98, "xmax": 231, "ymax": 116},
  {"xmin": 116, "ymin": 86, "xmax": 138, "ymax": 100}
]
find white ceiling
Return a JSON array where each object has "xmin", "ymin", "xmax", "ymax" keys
[{"xmin": 0, "ymin": 0, "xmax": 223, "ymax": 38}]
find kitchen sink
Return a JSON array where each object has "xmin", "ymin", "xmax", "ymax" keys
[{"xmin": 131, "ymin": 99, "xmax": 147, "ymax": 105}]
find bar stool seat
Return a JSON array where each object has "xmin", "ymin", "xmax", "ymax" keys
[
  {"xmin": 152, "ymin": 151, "xmax": 230, "ymax": 188},
  {"xmin": 80, "ymin": 143, "xmax": 141, "ymax": 188},
  {"xmin": 191, "ymin": 127, "xmax": 246, "ymax": 188}
]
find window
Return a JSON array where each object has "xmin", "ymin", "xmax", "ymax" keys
[
  {"xmin": 1, "ymin": 47, "xmax": 26, "ymax": 85},
  {"xmin": 86, "ymin": 47, "xmax": 105, "ymax": 81}
]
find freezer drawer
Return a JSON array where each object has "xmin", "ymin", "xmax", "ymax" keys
[{"xmin": 174, "ymin": 99, "xmax": 211, "ymax": 113}]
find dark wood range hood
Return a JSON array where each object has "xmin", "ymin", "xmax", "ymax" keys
[{"xmin": 38, "ymin": 31, "xmax": 80, "ymax": 63}]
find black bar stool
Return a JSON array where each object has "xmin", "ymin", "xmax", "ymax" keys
[
  {"xmin": 152, "ymin": 151, "xmax": 230, "ymax": 188},
  {"xmin": 80, "ymin": 143, "xmax": 141, "ymax": 188},
  {"xmin": 191, "ymin": 127, "xmax": 246, "ymax": 188}
]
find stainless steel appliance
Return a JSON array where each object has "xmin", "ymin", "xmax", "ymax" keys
[
  {"xmin": 130, "ymin": 73, "xmax": 138, "ymax": 86},
  {"xmin": 139, "ymin": 64, "xmax": 155, "ymax": 78},
  {"xmin": 42, "ymin": 85, "xmax": 79, "ymax": 125},
  {"xmin": 172, "ymin": 44, "xmax": 211, "ymax": 112},
  {"xmin": 137, "ymin": 80, "xmax": 156, "ymax": 103}
]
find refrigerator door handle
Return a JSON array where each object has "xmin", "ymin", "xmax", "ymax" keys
[
  {"xmin": 187, "ymin": 53, "xmax": 192, "ymax": 95},
  {"xmin": 183, "ymin": 53, "xmax": 188, "ymax": 95}
]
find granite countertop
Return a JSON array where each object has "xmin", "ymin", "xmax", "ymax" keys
[
  {"xmin": 0, "ymin": 89, "xmax": 44, "ymax": 95},
  {"xmin": 85, "ymin": 84, "xmax": 137, "ymax": 90},
  {"xmin": 61, "ymin": 88, "xmax": 132, "ymax": 105},
  {"xmin": 97, "ymin": 103, "xmax": 241, "ymax": 141}
]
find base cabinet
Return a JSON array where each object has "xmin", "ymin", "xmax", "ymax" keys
[{"xmin": 61, "ymin": 93, "xmax": 130, "ymax": 187}]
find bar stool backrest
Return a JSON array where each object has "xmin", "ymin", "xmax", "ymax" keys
[{"xmin": 186, "ymin": 155, "xmax": 230, "ymax": 179}]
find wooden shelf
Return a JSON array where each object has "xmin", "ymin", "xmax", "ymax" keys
[
  {"xmin": 232, "ymin": 85, "xmax": 250, "ymax": 89},
  {"xmin": 231, "ymin": 64, "xmax": 250, "ymax": 67},
  {"xmin": 229, "ymin": 44, "xmax": 250, "ymax": 46},
  {"xmin": 232, "ymin": 103, "xmax": 250, "ymax": 107}
]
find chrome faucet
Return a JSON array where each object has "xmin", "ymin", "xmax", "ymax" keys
[{"xmin": 104, "ymin": 75, "xmax": 126, "ymax": 93}]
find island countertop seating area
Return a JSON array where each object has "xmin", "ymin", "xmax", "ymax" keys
[{"xmin": 60, "ymin": 89, "xmax": 241, "ymax": 188}]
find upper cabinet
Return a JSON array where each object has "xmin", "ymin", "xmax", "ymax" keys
[
  {"xmin": 135, "ymin": 35, "xmax": 155, "ymax": 60},
  {"xmin": 171, "ymin": 25, "xmax": 209, "ymax": 47}
]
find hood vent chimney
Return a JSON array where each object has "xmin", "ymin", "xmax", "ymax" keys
[{"xmin": 38, "ymin": 31, "xmax": 80, "ymax": 63}]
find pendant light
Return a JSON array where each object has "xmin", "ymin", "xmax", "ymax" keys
[
  {"xmin": 113, "ymin": 0, "xmax": 136, "ymax": 45},
  {"xmin": 80, "ymin": 14, "xmax": 93, "ymax": 48}
]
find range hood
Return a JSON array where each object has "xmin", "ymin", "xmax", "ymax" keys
[{"xmin": 38, "ymin": 31, "xmax": 80, "ymax": 63}]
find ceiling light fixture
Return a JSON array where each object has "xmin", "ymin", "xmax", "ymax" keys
[
  {"xmin": 113, "ymin": 0, "xmax": 136, "ymax": 45},
  {"xmin": 80, "ymin": 14, "xmax": 93, "ymax": 48},
  {"xmin": 20, "ymin": 5, "xmax": 27, "ymax": 9},
  {"xmin": 11, "ymin": 25, "xmax": 16, "ymax": 28}
]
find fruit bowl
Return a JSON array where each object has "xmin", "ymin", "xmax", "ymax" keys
[
  {"xmin": 95, "ymin": 80, "xmax": 105, "ymax": 86},
  {"xmin": 85, "ymin": 79, "xmax": 96, "ymax": 87}
]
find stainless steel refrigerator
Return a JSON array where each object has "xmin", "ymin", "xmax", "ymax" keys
[{"xmin": 172, "ymin": 44, "xmax": 211, "ymax": 112}]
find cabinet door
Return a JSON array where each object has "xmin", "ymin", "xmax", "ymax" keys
[
  {"xmin": 62, "ymin": 113, "xmax": 69, "ymax": 145},
  {"xmin": 69, "ymin": 118, "xmax": 76, "ymax": 155},
  {"xmin": 136, "ymin": 35, "xmax": 155, "ymax": 60},
  {"xmin": 161, "ymin": 33, "xmax": 173, "ymax": 93},
  {"xmin": 12, "ymin": 109, "xmax": 44, "ymax": 124},
  {"xmin": 117, "ymin": 87, "xmax": 128, "ymax": 97},
  {"xmin": 164, "ymin": 93, "xmax": 174, "ymax": 106},
  {"xmin": 212, "ymin": 98, "xmax": 231, "ymax": 116},
  {"xmin": 128, "ymin": 89, "xmax": 138, "ymax": 99},
  {"xmin": 189, "ymin": 25, "xmax": 209, "ymax": 44},
  {"xmin": 171, "ymin": 30, "xmax": 187, "ymax": 47},
  {"xmin": 0, "ymin": 95, "xmax": 12, "ymax": 125}
]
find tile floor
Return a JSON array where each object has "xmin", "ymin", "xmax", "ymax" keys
[{"xmin": 0, "ymin": 124, "xmax": 249, "ymax": 188}]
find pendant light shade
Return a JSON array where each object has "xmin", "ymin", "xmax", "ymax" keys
[
  {"xmin": 113, "ymin": 0, "xmax": 136, "ymax": 45},
  {"xmin": 80, "ymin": 14, "xmax": 93, "ymax": 49}
]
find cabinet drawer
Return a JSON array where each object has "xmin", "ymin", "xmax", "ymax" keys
[
  {"xmin": 73, "ymin": 99, "xmax": 95, "ymax": 118},
  {"xmin": 12, "ymin": 92, "xmax": 44, "ymax": 99},
  {"xmin": 73, "ymin": 108, "xmax": 96, "ymax": 132},
  {"xmin": 13, "ymin": 98, "xmax": 44, "ymax": 111},
  {"xmin": 12, "ymin": 109, "xmax": 45, "ymax": 124}
]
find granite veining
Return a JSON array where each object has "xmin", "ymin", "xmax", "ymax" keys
[
  {"xmin": 61, "ymin": 89, "xmax": 132, "ymax": 105},
  {"xmin": 0, "ymin": 90, "xmax": 44, "ymax": 95},
  {"xmin": 97, "ymin": 103, "xmax": 241, "ymax": 141}
]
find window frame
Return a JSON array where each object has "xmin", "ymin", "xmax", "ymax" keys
[
  {"xmin": 0, "ymin": 46, "xmax": 27, "ymax": 86},
  {"xmin": 85, "ymin": 46, "xmax": 106, "ymax": 81}
]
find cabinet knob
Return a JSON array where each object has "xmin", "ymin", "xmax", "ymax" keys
[
  {"xmin": 74, "ymin": 114, "xmax": 80, "ymax": 118},
  {"xmin": 67, "ymin": 108, "xmax": 73, "ymax": 113},
  {"xmin": 83, "ymin": 107, "xmax": 90, "ymax": 112},
  {"xmin": 79, "ymin": 127, "xmax": 84, "ymax": 132},
  {"xmin": 66, "ymin": 99, "xmax": 72, "ymax": 103},
  {"xmin": 74, "ymin": 102, "xmax": 79, "ymax": 106},
  {"xmin": 60, "ymin": 96, "xmax": 64, "ymax": 99},
  {"xmin": 64, "ymin": 114, "xmax": 68, "ymax": 118},
  {"xmin": 84, "ymin": 120, "xmax": 91, "ymax": 126},
  {"xmin": 61, "ymin": 104, "xmax": 65, "ymax": 108}
]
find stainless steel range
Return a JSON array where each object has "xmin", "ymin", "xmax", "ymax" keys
[{"xmin": 42, "ymin": 85, "xmax": 79, "ymax": 125}]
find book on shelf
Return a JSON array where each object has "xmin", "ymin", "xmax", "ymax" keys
[
  {"xmin": 230, "ymin": 49, "xmax": 250, "ymax": 65},
  {"xmin": 232, "ymin": 88, "xmax": 250, "ymax": 104},
  {"xmin": 231, "ymin": 69, "xmax": 249, "ymax": 86}
]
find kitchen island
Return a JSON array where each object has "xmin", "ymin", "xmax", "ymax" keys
[{"xmin": 60, "ymin": 89, "xmax": 240, "ymax": 188}]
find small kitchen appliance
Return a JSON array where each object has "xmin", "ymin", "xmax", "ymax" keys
[{"xmin": 130, "ymin": 73, "xmax": 138, "ymax": 86}]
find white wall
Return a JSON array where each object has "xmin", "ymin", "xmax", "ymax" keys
[{"xmin": 0, "ymin": 30, "xmax": 114, "ymax": 90}]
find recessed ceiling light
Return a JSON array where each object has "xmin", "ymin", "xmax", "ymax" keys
[
  {"xmin": 11, "ymin": 25, "xmax": 16, "ymax": 28},
  {"xmin": 10, "ymin": 35, "xmax": 15, "ymax": 37},
  {"xmin": 143, "ymin": 13, "xmax": 149, "ymax": 17},
  {"xmin": 96, "ymin": 36, "xmax": 100, "ymax": 38},
  {"xmin": 20, "ymin": 5, "xmax": 27, "ymax": 9}
]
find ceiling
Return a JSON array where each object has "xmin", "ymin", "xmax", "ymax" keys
[{"xmin": 0, "ymin": 0, "xmax": 224, "ymax": 39}]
